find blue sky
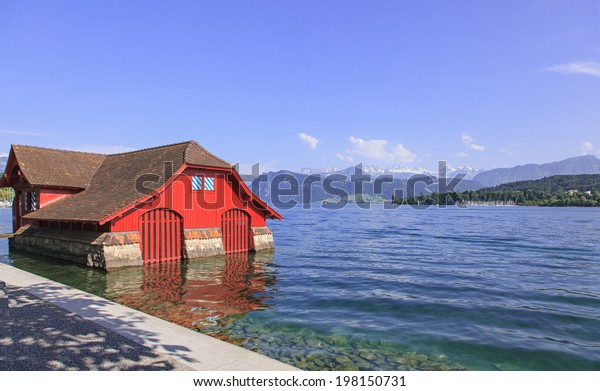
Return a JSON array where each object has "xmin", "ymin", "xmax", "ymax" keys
[{"xmin": 1, "ymin": 0, "xmax": 599, "ymax": 172}]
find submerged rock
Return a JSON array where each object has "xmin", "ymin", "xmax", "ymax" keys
[{"xmin": 358, "ymin": 351, "xmax": 377, "ymax": 361}]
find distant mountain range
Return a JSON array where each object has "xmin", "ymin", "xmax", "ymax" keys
[
  {"xmin": 245, "ymin": 155, "xmax": 600, "ymax": 204},
  {"xmin": 294, "ymin": 155, "xmax": 600, "ymax": 188},
  {"xmin": 247, "ymin": 169, "xmax": 483, "ymax": 204},
  {"xmin": 473, "ymin": 155, "xmax": 600, "ymax": 187},
  {"xmin": 298, "ymin": 164, "xmax": 484, "ymax": 180},
  {"xmin": 0, "ymin": 156, "xmax": 6, "ymax": 171}
]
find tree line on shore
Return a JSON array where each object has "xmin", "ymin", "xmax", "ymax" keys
[
  {"xmin": 392, "ymin": 174, "xmax": 600, "ymax": 207},
  {"xmin": 393, "ymin": 189, "xmax": 600, "ymax": 207}
]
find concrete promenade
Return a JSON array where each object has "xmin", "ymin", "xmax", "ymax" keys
[{"xmin": 0, "ymin": 263, "xmax": 298, "ymax": 371}]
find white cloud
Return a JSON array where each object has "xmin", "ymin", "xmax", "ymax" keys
[
  {"xmin": 547, "ymin": 61, "xmax": 600, "ymax": 79},
  {"xmin": 0, "ymin": 152, "xmax": 8, "ymax": 158},
  {"xmin": 61, "ymin": 144, "xmax": 135, "ymax": 154},
  {"xmin": 461, "ymin": 132, "xmax": 485, "ymax": 151},
  {"xmin": 336, "ymin": 152, "xmax": 354, "ymax": 162},
  {"xmin": 461, "ymin": 133, "xmax": 473, "ymax": 145},
  {"xmin": 298, "ymin": 132, "xmax": 319, "ymax": 150},
  {"xmin": 347, "ymin": 136, "xmax": 416, "ymax": 163},
  {"xmin": 580, "ymin": 141, "xmax": 594, "ymax": 154},
  {"xmin": 453, "ymin": 152, "xmax": 468, "ymax": 157}
]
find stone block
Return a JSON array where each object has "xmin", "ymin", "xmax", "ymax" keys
[
  {"xmin": 185, "ymin": 237, "xmax": 225, "ymax": 259},
  {"xmin": 9, "ymin": 228, "xmax": 143, "ymax": 271},
  {"xmin": 252, "ymin": 226, "xmax": 275, "ymax": 251}
]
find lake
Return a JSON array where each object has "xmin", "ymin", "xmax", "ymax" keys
[{"xmin": 1, "ymin": 205, "xmax": 599, "ymax": 370}]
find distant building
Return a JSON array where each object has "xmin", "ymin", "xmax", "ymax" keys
[
  {"xmin": 0, "ymin": 141, "xmax": 282, "ymax": 270},
  {"xmin": 584, "ymin": 191, "xmax": 593, "ymax": 196},
  {"xmin": 566, "ymin": 190, "xmax": 579, "ymax": 196}
]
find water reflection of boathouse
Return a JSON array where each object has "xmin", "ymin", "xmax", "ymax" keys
[{"xmin": 105, "ymin": 252, "xmax": 277, "ymax": 331}]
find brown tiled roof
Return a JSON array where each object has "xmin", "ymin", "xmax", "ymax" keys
[
  {"xmin": 10, "ymin": 145, "xmax": 106, "ymax": 189},
  {"xmin": 24, "ymin": 141, "xmax": 233, "ymax": 223},
  {"xmin": 184, "ymin": 140, "xmax": 231, "ymax": 168}
]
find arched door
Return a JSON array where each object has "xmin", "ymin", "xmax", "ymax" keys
[
  {"xmin": 221, "ymin": 209, "xmax": 251, "ymax": 253},
  {"xmin": 139, "ymin": 208, "xmax": 183, "ymax": 263}
]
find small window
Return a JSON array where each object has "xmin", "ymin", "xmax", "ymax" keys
[
  {"xmin": 192, "ymin": 176, "xmax": 203, "ymax": 191},
  {"xmin": 204, "ymin": 177, "xmax": 215, "ymax": 191},
  {"xmin": 25, "ymin": 191, "xmax": 37, "ymax": 211}
]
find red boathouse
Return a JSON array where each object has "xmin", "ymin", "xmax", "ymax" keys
[{"xmin": 0, "ymin": 141, "xmax": 282, "ymax": 270}]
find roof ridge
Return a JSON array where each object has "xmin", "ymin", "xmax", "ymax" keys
[
  {"xmin": 183, "ymin": 140, "xmax": 192, "ymax": 164},
  {"xmin": 84, "ymin": 156, "xmax": 107, "ymax": 189},
  {"xmin": 106, "ymin": 141, "xmax": 191, "ymax": 157},
  {"xmin": 12, "ymin": 144, "xmax": 106, "ymax": 156},
  {"xmin": 186, "ymin": 140, "xmax": 232, "ymax": 167}
]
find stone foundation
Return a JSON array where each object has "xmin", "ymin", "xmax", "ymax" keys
[
  {"xmin": 9, "ymin": 225, "xmax": 276, "ymax": 271},
  {"xmin": 252, "ymin": 226, "xmax": 275, "ymax": 251},
  {"xmin": 184, "ymin": 228, "xmax": 225, "ymax": 258},
  {"xmin": 9, "ymin": 226, "xmax": 143, "ymax": 271}
]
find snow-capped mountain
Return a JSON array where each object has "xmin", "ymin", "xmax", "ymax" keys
[
  {"xmin": 298, "ymin": 167, "xmax": 342, "ymax": 175},
  {"xmin": 387, "ymin": 166, "xmax": 436, "ymax": 177},
  {"xmin": 359, "ymin": 165, "xmax": 386, "ymax": 175},
  {"xmin": 297, "ymin": 164, "xmax": 483, "ymax": 179},
  {"xmin": 387, "ymin": 166, "xmax": 433, "ymax": 175},
  {"xmin": 444, "ymin": 165, "xmax": 486, "ymax": 180},
  {"xmin": 299, "ymin": 155, "xmax": 600, "ymax": 185}
]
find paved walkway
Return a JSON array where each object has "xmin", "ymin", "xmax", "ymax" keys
[
  {"xmin": 0, "ymin": 284, "xmax": 191, "ymax": 370},
  {"xmin": 0, "ymin": 263, "xmax": 298, "ymax": 371}
]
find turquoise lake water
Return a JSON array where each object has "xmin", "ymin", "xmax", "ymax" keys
[{"xmin": 1, "ymin": 206, "xmax": 599, "ymax": 370}]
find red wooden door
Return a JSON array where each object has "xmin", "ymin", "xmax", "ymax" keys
[
  {"xmin": 139, "ymin": 208, "xmax": 183, "ymax": 263},
  {"xmin": 221, "ymin": 209, "xmax": 250, "ymax": 253}
]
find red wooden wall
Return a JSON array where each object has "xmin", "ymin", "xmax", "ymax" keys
[
  {"xmin": 110, "ymin": 167, "xmax": 268, "ymax": 232},
  {"xmin": 39, "ymin": 188, "xmax": 79, "ymax": 208}
]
